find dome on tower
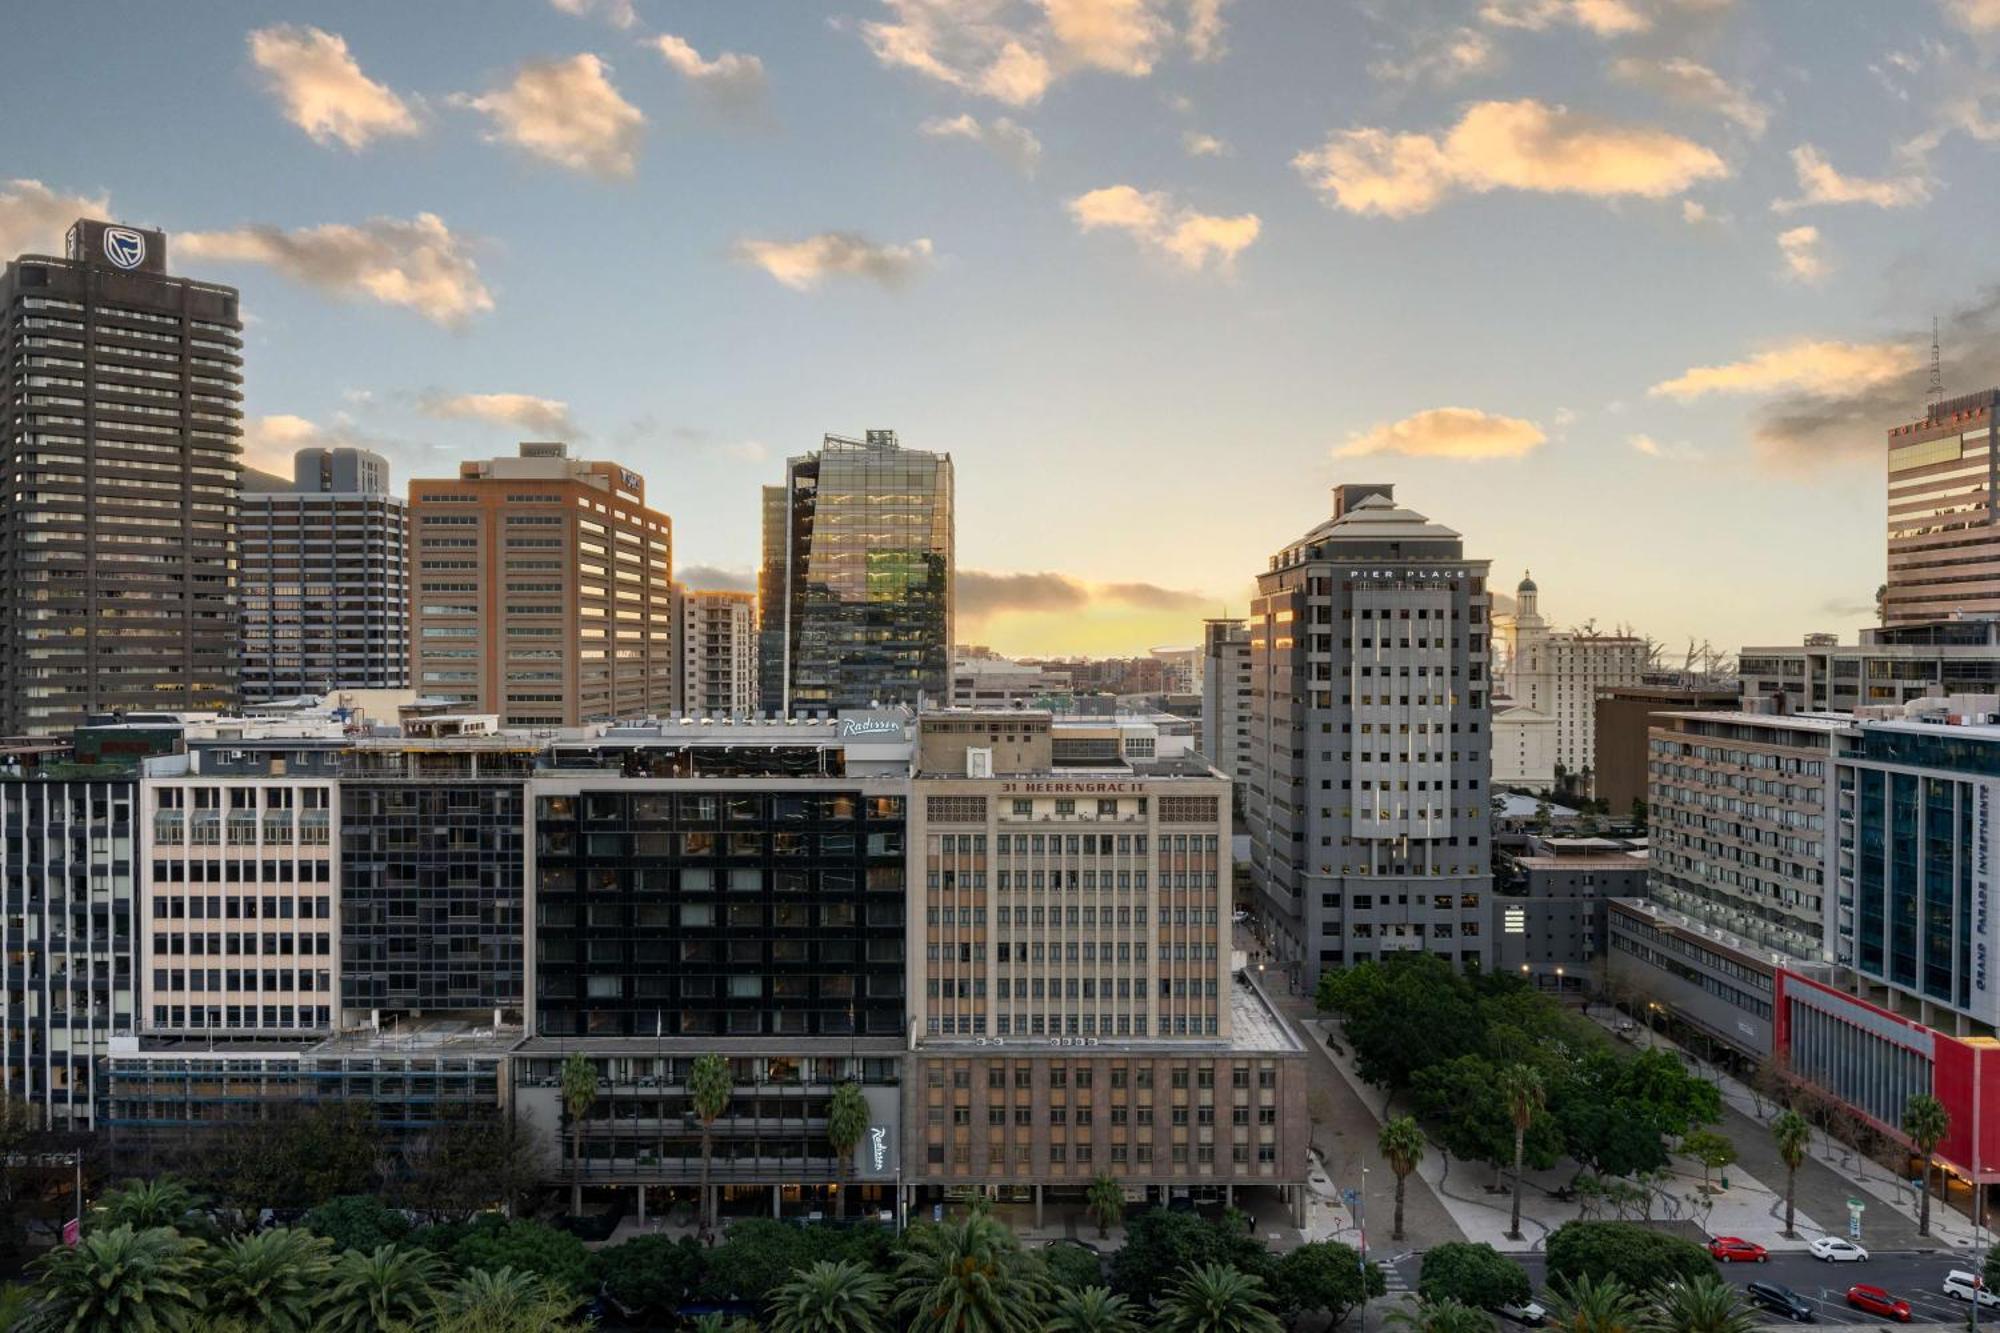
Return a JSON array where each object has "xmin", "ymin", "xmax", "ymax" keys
[{"xmin": 1518, "ymin": 571, "xmax": 1538, "ymax": 594}]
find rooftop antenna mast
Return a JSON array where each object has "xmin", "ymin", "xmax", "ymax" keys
[{"xmin": 1928, "ymin": 314, "xmax": 1944, "ymax": 414}]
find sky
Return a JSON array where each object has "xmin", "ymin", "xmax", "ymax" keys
[{"xmin": 3, "ymin": 0, "xmax": 1997, "ymax": 660}]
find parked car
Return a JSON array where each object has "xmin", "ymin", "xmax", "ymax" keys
[
  {"xmin": 1746, "ymin": 1281, "xmax": 1815, "ymax": 1323},
  {"xmin": 1495, "ymin": 1300, "xmax": 1546, "ymax": 1326},
  {"xmin": 1944, "ymin": 1270, "xmax": 2000, "ymax": 1308},
  {"xmin": 1707, "ymin": 1236, "xmax": 1769, "ymax": 1263},
  {"xmin": 1845, "ymin": 1284, "xmax": 1911, "ymax": 1322},
  {"xmin": 1809, "ymin": 1237, "xmax": 1869, "ymax": 1262}
]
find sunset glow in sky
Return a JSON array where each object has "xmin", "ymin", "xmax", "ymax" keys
[{"xmin": 5, "ymin": 1, "xmax": 1997, "ymax": 657}]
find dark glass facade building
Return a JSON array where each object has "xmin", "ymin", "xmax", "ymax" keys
[{"xmin": 761, "ymin": 430, "xmax": 953, "ymax": 715}]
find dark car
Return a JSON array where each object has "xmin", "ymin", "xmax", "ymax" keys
[{"xmin": 1747, "ymin": 1281, "xmax": 1815, "ymax": 1323}]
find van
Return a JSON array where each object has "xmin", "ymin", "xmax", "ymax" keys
[
  {"xmin": 1943, "ymin": 1270, "xmax": 2000, "ymax": 1308},
  {"xmin": 1746, "ymin": 1281, "xmax": 1815, "ymax": 1323}
]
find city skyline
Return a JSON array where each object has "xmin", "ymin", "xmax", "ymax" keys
[{"xmin": 3, "ymin": 3, "xmax": 1997, "ymax": 656}]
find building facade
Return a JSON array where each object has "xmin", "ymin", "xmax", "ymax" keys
[
  {"xmin": 408, "ymin": 442, "xmax": 673, "ymax": 727},
  {"xmin": 1491, "ymin": 698, "xmax": 1557, "ymax": 792},
  {"xmin": 239, "ymin": 447, "xmax": 409, "ymax": 700},
  {"xmin": 1244, "ymin": 484, "xmax": 1495, "ymax": 983},
  {"xmin": 675, "ymin": 586, "xmax": 757, "ymax": 717},
  {"xmin": 1494, "ymin": 574, "xmax": 1647, "ymax": 793},
  {"xmin": 1200, "ymin": 619, "xmax": 1252, "ymax": 789},
  {"xmin": 0, "ymin": 218, "xmax": 242, "ymax": 734},
  {"xmin": 1594, "ymin": 685, "xmax": 1741, "ymax": 815},
  {"xmin": 761, "ymin": 431, "xmax": 953, "ymax": 716},
  {"xmin": 1739, "ymin": 620, "xmax": 2000, "ymax": 714},
  {"xmin": 1884, "ymin": 389, "xmax": 2000, "ymax": 625}
]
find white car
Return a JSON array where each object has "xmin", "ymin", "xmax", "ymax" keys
[
  {"xmin": 1497, "ymin": 1301, "xmax": 1546, "ymax": 1326},
  {"xmin": 1809, "ymin": 1237, "xmax": 1868, "ymax": 1262},
  {"xmin": 1944, "ymin": 1270, "xmax": 2000, "ymax": 1307}
]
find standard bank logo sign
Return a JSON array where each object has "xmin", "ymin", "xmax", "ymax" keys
[{"xmin": 102, "ymin": 227, "xmax": 146, "ymax": 271}]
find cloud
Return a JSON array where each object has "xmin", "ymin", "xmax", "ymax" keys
[
  {"xmin": 1773, "ymin": 145, "xmax": 1928, "ymax": 212},
  {"xmin": 418, "ymin": 391, "xmax": 576, "ymax": 436},
  {"xmin": 651, "ymin": 34, "xmax": 769, "ymax": 120},
  {"xmin": 861, "ymin": 1, "xmax": 1057, "ymax": 105},
  {"xmin": 920, "ymin": 113, "xmax": 1044, "ymax": 174},
  {"xmin": 1609, "ymin": 57, "xmax": 1768, "ymax": 136},
  {"xmin": 240, "ymin": 413, "xmax": 325, "ymax": 475},
  {"xmin": 1776, "ymin": 224, "xmax": 1825, "ymax": 281},
  {"xmin": 1681, "ymin": 199, "xmax": 1714, "ymax": 224},
  {"xmin": 1185, "ymin": 0, "xmax": 1229, "ymax": 59},
  {"xmin": 1293, "ymin": 99, "xmax": 1726, "ymax": 218},
  {"xmin": 1627, "ymin": 432, "xmax": 1704, "ymax": 461},
  {"xmin": 1337, "ymin": 407, "xmax": 1547, "ymax": 460},
  {"xmin": 679, "ymin": 564, "xmax": 757, "ymax": 592},
  {"xmin": 732, "ymin": 232, "xmax": 935, "ymax": 291},
  {"xmin": 859, "ymin": 0, "xmax": 1209, "ymax": 105},
  {"xmin": 1942, "ymin": 0, "xmax": 2000, "ymax": 32},
  {"xmin": 957, "ymin": 569, "xmax": 1206, "ymax": 617},
  {"xmin": 1181, "ymin": 129, "xmax": 1229, "ymax": 157},
  {"xmin": 179, "ymin": 212, "xmax": 493, "ymax": 328},
  {"xmin": 458, "ymin": 54, "xmax": 643, "ymax": 179},
  {"xmin": 1369, "ymin": 28, "xmax": 1498, "ymax": 86},
  {"xmin": 548, "ymin": 0, "xmax": 638, "ymax": 27},
  {"xmin": 1479, "ymin": 0, "xmax": 1650, "ymax": 36},
  {"xmin": 1045, "ymin": 0, "xmax": 1171, "ymax": 74},
  {"xmin": 1066, "ymin": 185, "xmax": 1260, "ymax": 271},
  {"xmin": 1648, "ymin": 338, "xmax": 1916, "ymax": 401},
  {"xmin": 246, "ymin": 25, "xmax": 420, "ymax": 150},
  {"xmin": 0, "ymin": 179, "xmax": 110, "ymax": 259}
]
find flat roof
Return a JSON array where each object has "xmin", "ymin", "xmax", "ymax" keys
[{"xmin": 1657, "ymin": 709, "xmax": 1853, "ymax": 732}]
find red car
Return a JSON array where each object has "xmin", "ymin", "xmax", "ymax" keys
[
  {"xmin": 1847, "ymin": 1285, "xmax": 1911, "ymax": 1322},
  {"xmin": 1707, "ymin": 1237, "xmax": 1769, "ymax": 1263}
]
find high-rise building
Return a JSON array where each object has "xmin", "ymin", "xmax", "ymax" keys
[
  {"xmin": 1884, "ymin": 389, "xmax": 2000, "ymax": 625},
  {"xmin": 675, "ymin": 586, "xmax": 756, "ymax": 716},
  {"xmin": 1244, "ymin": 484, "xmax": 1496, "ymax": 982},
  {"xmin": 1493, "ymin": 574, "xmax": 1647, "ymax": 791},
  {"xmin": 0, "ymin": 218, "xmax": 243, "ymax": 734},
  {"xmin": 239, "ymin": 447, "xmax": 410, "ymax": 700},
  {"xmin": 1739, "ymin": 619, "xmax": 2000, "ymax": 713},
  {"xmin": 761, "ymin": 430, "xmax": 953, "ymax": 715},
  {"xmin": 1200, "ymin": 619, "xmax": 1252, "ymax": 788},
  {"xmin": 407, "ymin": 442, "xmax": 673, "ymax": 727},
  {"xmin": 1592, "ymin": 684, "xmax": 1740, "ymax": 814}
]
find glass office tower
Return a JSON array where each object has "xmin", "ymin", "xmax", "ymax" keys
[{"xmin": 761, "ymin": 431, "xmax": 952, "ymax": 715}]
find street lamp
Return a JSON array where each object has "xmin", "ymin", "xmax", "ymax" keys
[{"xmin": 1555, "ymin": 966, "xmax": 1565, "ymax": 995}]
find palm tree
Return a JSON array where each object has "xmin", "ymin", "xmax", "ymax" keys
[
  {"xmin": 689, "ymin": 1052, "xmax": 733, "ymax": 1229},
  {"xmin": 1770, "ymin": 1110, "xmax": 1811, "ymax": 1238},
  {"xmin": 1543, "ymin": 1276, "xmax": 1648, "ymax": 1333},
  {"xmin": 1085, "ymin": 1174, "xmax": 1126, "ymax": 1239},
  {"xmin": 1903, "ymin": 1092, "xmax": 1951, "ymax": 1237},
  {"xmin": 1498, "ymin": 1063, "xmax": 1544, "ymax": 1241},
  {"xmin": 1046, "ymin": 1286, "xmax": 1140, "ymax": 1333},
  {"xmin": 433, "ymin": 1266, "xmax": 584, "ymax": 1331},
  {"xmin": 1649, "ymin": 1275, "xmax": 1757, "ymax": 1333},
  {"xmin": 206, "ymin": 1226, "xmax": 335, "ymax": 1332},
  {"xmin": 95, "ymin": 1175, "xmax": 200, "ymax": 1231},
  {"xmin": 321, "ymin": 1243, "xmax": 446, "ymax": 1333},
  {"xmin": 893, "ymin": 1210, "xmax": 1051, "ymax": 1333},
  {"xmin": 1155, "ymin": 1262, "xmax": 1284, "ymax": 1333},
  {"xmin": 23, "ymin": 1224, "xmax": 208, "ymax": 1332},
  {"xmin": 767, "ymin": 1258, "xmax": 892, "ymax": 1333},
  {"xmin": 1386, "ymin": 1298, "xmax": 1497, "ymax": 1333},
  {"xmin": 559, "ymin": 1049, "xmax": 598, "ymax": 1216},
  {"xmin": 825, "ymin": 1079, "xmax": 870, "ymax": 1219},
  {"xmin": 1379, "ymin": 1114, "xmax": 1426, "ymax": 1243}
]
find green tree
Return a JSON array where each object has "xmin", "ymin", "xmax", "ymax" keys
[
  {"xmin": 1046, "ymin": 1284, "xmax": 1139, "ymax": 1332},
  {"xmin": 825, "ymin": 1080, "xmax": 870, "ymax": 1220},
  {"xmin": 1679, "ymin": 1130, "xmax": 1737, "ymax": 1191},
  {"xmin": 1418, "ymin": 1242, "xmax": 1530, "ymax": 1312},
  {"xmin": 1770, "ymin": 1111, "xmax": 1811, "ymax": 1238},
  {"xmin": 321, "ymin": 1243, "xmax": 447, "ymax": 1333},
  {"xmin": 1108, "ymin": 1209, "xmax": 1273, "ymax": 1300},
  {"xmin": 1156, "ymin": 1262, "xmax": 1284, "ymax": 1333},
  {"xmin": 1648, "ymin": 1274, "xmax": 1757, "ymax": 1333},
  {"xmin": 1543, "ymin": 1275, "xmax": 1649, "ymax": 1333},
  {"xmin": 1273, "ymin": 1240, "xmax": 1383, "ymax": 1327},
  {"xmin": 397, "ymin": 1103, "xmax": 545, "ymax": 1222},
  {"xmin": 22, "ymin": 1224, "xmax": 207, "ymax": 1332},
  {"xmin": 1628, "ymin": 798, "xmax": 1647, "ymax": 831},
  {"xmin": 1903, "ymin": 1092, "xmax": 1951, "ymax": 1238},
  {"xmin": 1387, "ymin": 1298, "xmax": 1498, "ymax": 1333},
  {"xmin": 1044, "ymin": 1241, "xmax": 1106, "ymax": 1292},
  {"xmin": 767, "ymin": 1258, "xmax": 892, "ymax": 1333},
  {"xmin": 94, "ymin": 1176, "xmax": 200, "ymax": 1232},
  {"xmin": 290, "ymin": 1100, "xmax": 384, "ymax": 1205},
  {"xmin": 1498, "ymin": 1063, "xmax": 1545, "ymax": 1240},
  {"xmin": 689, "ymin": 1052, "xmax": 734, "ymax": 1229},
  {"xmin": 1982, "ymin": 1239, "xmax": 2000, "ymax": 1294},
  {"xmin": 1085, "ymin": 1175, "xmax": 1126, "ymax": 1239},
  {"xmin": 893, "ymin": 1211, "xmax": 1050, "ymax": 1333},
  {"xmin": 559, "ymin": 1050, "xmax": 597, "ymax": 1216},
  {"xmin": 1543, "ymin": 1222, "xmax": 1710, "ymax": 1294},
  {"xmin": 1380, "ymin": 1114, "xmax": 1426, "ymax": 1243},
  {"xmin": 206, "ymin": 1226, "xmax": 335, "ymax": 1332},
  {"xmin": 416, "ymin": 1266, "xmax": 589, "ymax": 1333},
  {"xmin": 701, "ymin": 1217, "xmax": 889, "ymax": 1307},
  {"xmin": 1317, "ymin": 956, "xmax": 1485, "ymax": 1100},
  {"xmin": 305, "ymin": 1194, "xmax": 413, "ymax": 1254},
  {"xmin": 448, "ymin": 1216, "xmax": 596, "ymax": 1297},
  {"xmin": 597, "ymin": 1232, "xmax": 707, "ymax": 1315}
]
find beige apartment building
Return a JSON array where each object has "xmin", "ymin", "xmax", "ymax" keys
[
  {"xmin": 408, "ymin": 443, "xmax": 673, "ymax": 727},
  {"xmin": 906, "ymin": 709, "xmax": 1308, "ymax": 1220},
  {"xmin": 675, "ymin": 586, "xmax": 756, "ymax": 717}
]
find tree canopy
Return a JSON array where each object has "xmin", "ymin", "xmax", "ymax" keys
[{"xmin": 1544, "ymin": 1221, "xmax": 1713, "ymax": 1294}]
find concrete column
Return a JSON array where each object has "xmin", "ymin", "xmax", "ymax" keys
[
  {"xmin": 772, "ymin": 1184, "xmax": 781, "ymax": 1218},
  {"xmin": 636, "ymin": 1185, "xmax": 646, "ymax": 1223},
  {"xmin": 1293, "ymin": 1184, "xmax": 1308, "ymax": 1228},
  {"xmin": 1034, "ymin": 1183, "xmax": 1044, "ymax": 1230},
  {"xmin": 1225, "ymin": 1184, "xmax": 1234, "ymax": 1210}
]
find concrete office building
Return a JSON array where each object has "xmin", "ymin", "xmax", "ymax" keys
[
  {"xmin": 950, "ymin": 656, "xmax": 1072, "ymax": 710},
  {"xmin": 1606, "ymin": 898, "xmax": 1788, "ymax": 1059},
  {"xmin": 1200, "ymin": 619, "xmax": 1252, "ymax": 790},
  {"xmin": 675, "ymin": 586, "xmax": 757, "ymax": 717},
  {"xmin": 0, "ymin": 218, "xmax": 243, "ymax": 734},
  {"xmin": 1491, "ymin": 695, "xmax": 1557, "ymax": 791},
  {"xmin": 1493, "ymin": 839, "xmax": 1648, "ymax": 985},
  {"xmin": 760, "ymin": 430, "xmax": 953, "ymax": 715},
  {"xmin": 239, "ymin": 448, "xmax": 409, "ymax": 701},
  {"xmin": 1494, "ymin": 574, "xmax": 1647, "ymax": 792},
  {"xmin": 1883, "ymin": 389, "xmax": 2000, "ymax": 625},
  {"xmin": 1739, "ymin": 619, "xmax": 2000, "ymax": 713},
  {"xmin": 1594, "ymin": 685, "xmax": 1741, "ymax": 815},
  {"xmin": 907, "ymin": 709, "xmax": 1309, "ymax": 1219},
  {"xmin": 1244, "ymin": 484, "xmax": 1496, "ymax": 983},
  {"xmin": 408, "ymin": 442, "xmax": 673, "ymax": 728}
]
